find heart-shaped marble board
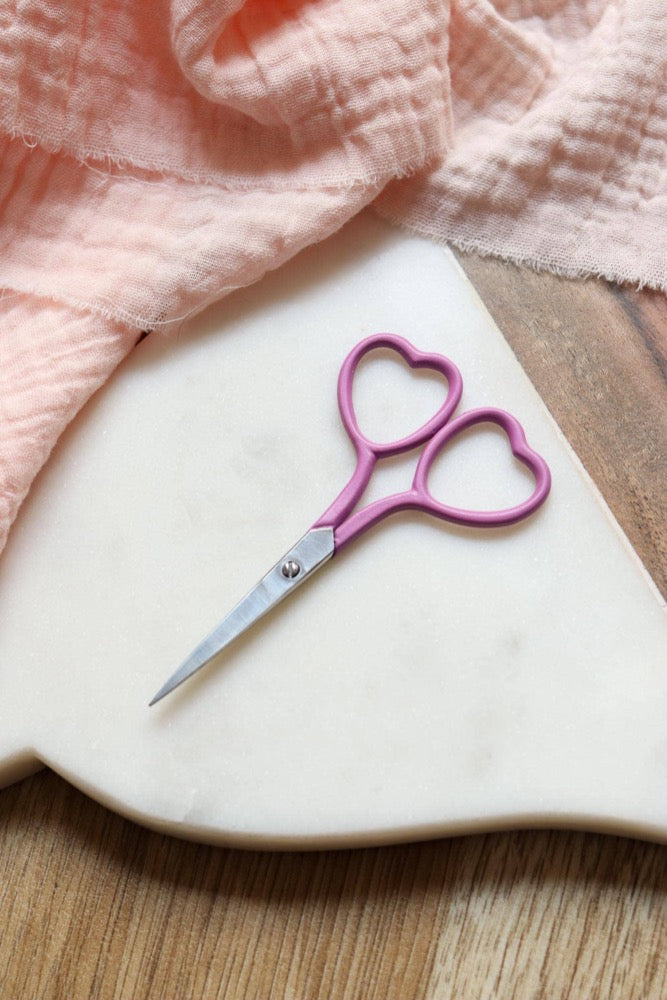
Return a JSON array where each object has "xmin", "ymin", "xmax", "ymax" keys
[{"xmin": 0, "ymin": 213, "xmax": 665, "ymax": 848}]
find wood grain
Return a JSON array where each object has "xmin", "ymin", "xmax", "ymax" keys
[
  {"xmin": 1, "ymin": 260, "xmax": 665, "ymax": 999},
  {"xmin": 456, "ymin": 255, "xmax": 667, "ymax": 598},
  {"xmin": 0, "ymin": 772, "xmax": 665, "ymax": 1000}
]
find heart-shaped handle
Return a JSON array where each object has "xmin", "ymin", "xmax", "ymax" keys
[
  {"xmin": 413, "ymin": 407, "xmax": 552, "ymax": 527},
  {"xmin": 337, "ymin": 333, "xmax": 463, "ymax": 458},
  {"xmin": 314, "ymin": 335, "xmax": 551, "ymax": 547},
  {"xmin": 313, "ymin": 334, "xmax": 465, "ymax": 531}
]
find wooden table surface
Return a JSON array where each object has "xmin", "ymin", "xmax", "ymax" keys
[{"xmin": 1, "ymin": 257, "xmax": 665, "ymax": 999}]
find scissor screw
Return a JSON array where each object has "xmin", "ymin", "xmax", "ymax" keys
[{"xmin": 281, "ymin": 559, "xmax": 301, "ymax": 579}]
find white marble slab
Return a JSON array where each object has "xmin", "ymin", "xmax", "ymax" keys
[{"xmin": 0, "ymin": 213, "xmax": 664, "ymax": 847}]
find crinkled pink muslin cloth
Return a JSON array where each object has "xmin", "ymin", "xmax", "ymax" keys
[{"xmin": 0, "ymin": 0, "xmax": 665, "ymax": 554}]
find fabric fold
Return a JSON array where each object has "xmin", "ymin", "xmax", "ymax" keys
[
  {"xmin": 0, "ymin": 0, "xmax": 450, "ymax": 552},
  {"xmin": 0, "ymin": 296, "xmax": 137, "ymax": 551},
  {"xmin": 376, "ymin": 1, "xmax": 667, "ymax": 290},
  {"xmin": 0, "ymin": 0, "xmax": 665, "ymax": 556}
]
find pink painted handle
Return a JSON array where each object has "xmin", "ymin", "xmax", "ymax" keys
[
  {"xmin": 333, "ymin": 407, "xmax": 552, "ymax": 549},
  {"xmin": 312, "ymin": 333, "xmax": 551, "ymax": 551},
  {"xmin": 313, "ymin": 333, "xmax": 463, "ymax": 529}
]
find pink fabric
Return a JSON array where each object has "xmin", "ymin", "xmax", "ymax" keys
[
  {"xmin": 377, "ymin": 1, "xmax": 667, "ymax": 289},
  {"xmin": 0, "ymin": 1, "xmax": 665, "ymax": 554}
]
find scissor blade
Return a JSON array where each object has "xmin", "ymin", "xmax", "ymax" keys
[{"xmin": 149, "ymin": 527, "xmax": 335, "ymax": 705}]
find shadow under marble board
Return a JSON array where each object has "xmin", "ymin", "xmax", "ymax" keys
[{"xmin": 0, "ymin": 213, "xmax": 664, "ymax": 848}]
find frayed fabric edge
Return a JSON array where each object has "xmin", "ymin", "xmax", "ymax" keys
[
  {"xmin": 372, "ymin": 207, "xmax": 667, "ymax": 296},
  {"xmin": 0, "ymin": 281, "xmax": 249, "ymax": 336},
  {"xmin": 0, "ymin": 119, "xmax": 444, "ymax": 195},
  {"xmin": 2, "ymin": 212, "xmax": 663, "ymax": 342}
]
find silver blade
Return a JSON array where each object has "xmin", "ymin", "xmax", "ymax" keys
[{"xmin": 149, "ymin": 527, "xmax": 335, "ymax": 705}]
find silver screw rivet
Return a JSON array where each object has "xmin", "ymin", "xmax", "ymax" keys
[{"xmin": 281, "ymin": 559, "xmax": 301, "ymax": 579}]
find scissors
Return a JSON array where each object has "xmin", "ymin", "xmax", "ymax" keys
[{"xmin": 150, "ymin": 333, "xmax": 551, "ymax": 705}]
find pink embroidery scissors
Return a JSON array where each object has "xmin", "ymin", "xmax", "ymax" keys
[{"xmin": 150, "ymin": 333, "xmax": 551, "ymax": 705}]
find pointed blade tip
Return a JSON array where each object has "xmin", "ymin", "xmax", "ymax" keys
[
  {"xmin": 148, "ymin": 674, "xmax": 183, "ymax": 706},
  {"xmin": 149, "ymin": 655, "xmax": 209, "ymax": 706},
  {"xmin": 148, "ymin": 686, "xmax": 169, "ymax": 707}
]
